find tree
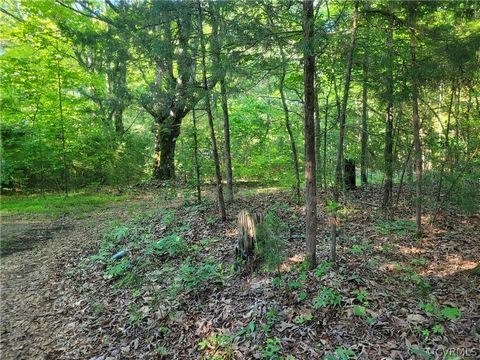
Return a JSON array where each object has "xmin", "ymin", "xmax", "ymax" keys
[
  {"xmin": 303, "ymin": 0, "xmax": 317, "ymax": 269},
  {"xmin": 331, "ymin": 0, "xmax": 359, "ymax": 263},
  {"xmin": 383, "ymin": 16, "xmax": 395, "ymax": 210},
  {"xmin": 197, "ymin": 0, "xmax": 226, "ymax": 221},
  {"xmin": 408, "ymin": 1, "xmax": 423, "ymax": 234}
]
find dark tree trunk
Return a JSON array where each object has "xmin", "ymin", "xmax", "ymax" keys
[
  {"xmin": 152, "ymin": 117, "xmax": 181, "ymax": 181},
  {"xmin": 192, "ymin": 108, "xmax": 202, "ymax": 202},
  {"xmin": 344, "ymin": 159, "xmax": 356, "ymax": 190},
  {"xmin": 383, "ymin": 20, "xmax": 394, "ymax": 209},
  {"xmin": 408, "ymin": 1, "xmax": 423, "ymax": 234},
  {"xmin": 220, "ymin": 79, "xmax": 234, "ymax": 204},
  {"xmin": 303, "ymin": 0, "xmax": 317, "ymax": 269},
  {"xmin": 114, "ymin": 108, "xmax": 124, "ymax": 134}
]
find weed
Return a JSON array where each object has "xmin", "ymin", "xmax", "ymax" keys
[
  {"xmin": 420, "ymin": 302, "xmax": 461, "ymax": 321},
  {"xmin": 176, "ymin": 258, "xmax": 224, "ymax": 292},
  {"xmin": 324, "ymin": 347, "xmax": 356, "ymax": 360},
  {"xmin": 198, "ymin": 334, "xmax": 234, "ymax": 359},
  {"xmin": 128, "ymin": 304, "xmax": 145, "ymax": 325},
  {"xmin": 353, "ymin": 290, "xmax": 369, "ymax": 304},
  {"xmin": 256, "ymin": 211, "xmax": 289, "ymax": 271},
  {"xmin": 381, "ymin": 243, "xmax": 395, "ymax": 253},
  {"xmin": 262, "ymin": 337, "xmax": 281, "ymax": 359},
  {"xmin": 375, "ymin": 219, "xmax": 416, "ymax": 236},
  {"xmin": 294, "ymin": 312, "xmax": 313, "ymax": 324},
  {"xmin": 353, "ymin": 305, "xmax": 366, "ymax": 317},
  {"xmin": 349, "ymin": 244, "xmax": 366, "ymax": 255},
  {"xmin": 410, "ymin": 257, "xmax": 428, "ymax": 266},
  {"xmin": 154, "ymin": 346, "xmax": 168, "ymax": 357},
  {"xmin": 146, "ymin": 234, "xmax": 188, "ymax": 257},
  {"xmin": 313, "ymin": 287, "xmax": 342, "ymax": 308},
  {"xmin": 314, "ymin": 261, "xmax": 332, "ymax": 279},
  {"xmin": 297, "ymin": 291, "xmax": 308, "ymax": 302}
]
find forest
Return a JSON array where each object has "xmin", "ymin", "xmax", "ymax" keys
[{"xmin": 0, "ymin": 0, "xmax": 479, "ymax": 359}]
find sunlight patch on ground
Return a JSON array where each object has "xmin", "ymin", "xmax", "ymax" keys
[
  {"xmin": 422, "ymin": 255, "xmax": 478, "ymax": 276},
  {"xmin": 397, "ymin": 245, "xmax": 424, "ymax": 255},
  {"xmin": 280, "ymin": 253, "xmax": 305, "ymax": 272}
]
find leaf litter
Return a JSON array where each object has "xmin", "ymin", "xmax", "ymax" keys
[{"xmin": 0, "ymin": 187, "xmax": 479, "ymax": 359}]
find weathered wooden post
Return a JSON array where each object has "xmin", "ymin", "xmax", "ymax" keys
[{"xmin": 236, "ymin": 210, "xmax": 263, "ymax": 269}]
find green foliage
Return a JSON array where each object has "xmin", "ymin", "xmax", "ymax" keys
[
  {"xmin": 349, "ymin": 244, "xmax": 366, "ymax": 255},
  {"xmin": 324, "ymin": 347, "xmax": 356, "ymax": 360},
  {"xmin": 176, "ymin": 258, "xmax": 225, "ymax": 291},
  {"xmin": 145, "ymin": 234, "xmax": 188, "ymax": 257},
  {"xmin": 261, "ymin": 337, "xmax": 282, "ymax": 359},
  {"xmin": 198, "ymin": 334, "xmax": 234, "ymax": 360},
  {"xmin": 314, "ymin": 261, "xmax": 332, "ymax": 279},
  {"xmin": 294, "ymin": 313, "xmax": 313, "ymax": 324},
  {"xmin": 353, "ymin": 290, "xmax": 369, "ymax": 304},
  {"xmin": 255, "ymin": 211, "xmax": 289, "ymax": 271},
  {"xmin": 0, "ymin": 193, "xmax": 127, "ymax": 215},
  {"xmin": 313, "ymin": 287, "xmax": 342, "ymax": 308},
  {"xmin": 375, "ymin": 220, "xmax": 416, "ymax": 236},
  {"xmin": 420, "ymin": 302, "xmax": 461, "ymax": 321},
  {"xmin": 353, "ymin": 305, "xmax": 367, "ymax": 317}
]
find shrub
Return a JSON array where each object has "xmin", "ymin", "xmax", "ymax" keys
[
  {"xmin": 146, "ymin": 234, "xmax": 188, "ymax": 257},
  {"xmin": 255, "ymin": 211, "xmax": 289, "ymax": 271}
]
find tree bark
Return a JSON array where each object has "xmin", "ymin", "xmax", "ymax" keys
[
  {"xmin": 408, "ymin": 1, "xmax": 423, "ymax": 234},
  {"xmin": 303, "ymin": 0, "xmax": 317, "ymax": 269},
  {"xmin": 152, "ymin": 117, "xmax": 181, "ymax": 181},
  {"xmin": 192, "ymin": 108, "xmax": 202, "ymax": 202},
  {"xmin": 383, "ymin": 19, "xmax": 394, "ymax": 209}
]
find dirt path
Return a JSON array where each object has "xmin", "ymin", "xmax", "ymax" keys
[{"xmin": 1, "ymin": 215, "xmax": 77, "ymax": 359}]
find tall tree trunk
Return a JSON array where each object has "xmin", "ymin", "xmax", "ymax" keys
[
  {"xmin": 192, "ymin": 108, "xmax": 202, "ymax": 202},
  {"xmin": 303, "ymin": 0, "xmax": 317, "ymax": 269},
  {"xmin": 331, "ymin": 0, "xmax": 359, "ymax": 263},
  {"xmin": 198, "ymin": 0, "xmax": 226, "ymax": 221},
  {"xmin": 57, "ymin": 59, "xmax": 69, "ymax": 196},
  {"xmin": 408, "ymin": 1, "xmax": 423, "ymax": 234},
  {"xmin": 361, "ymin": 48, "xmax": 369, "ymax": 186},
  {"xmin": 383, "ymin": 20, "xmax": 394, "ymax": 209},
  {"xmin": 279, "ymin": 58, "xmax": 301, "ymax": 201},
  {"xmin": 220, "ymin": 79, "xmax": 234, "ymax": 204},
  {"xmin": 152, "ymin": 116, "xmax": 181, "ymax": 180}
]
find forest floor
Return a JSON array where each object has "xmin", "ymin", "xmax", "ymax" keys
[{"xmin": 0, "ymin": 187, "xmax": 478, "ymax": 360}]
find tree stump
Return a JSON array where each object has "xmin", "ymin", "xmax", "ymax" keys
[
  {"xmin": 344, "ymin": 159, "xmax": 356, "ymax": 190},
  {"xmin": 236, "ymin": 210, "xmax": 263, "ymax": 268}
]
